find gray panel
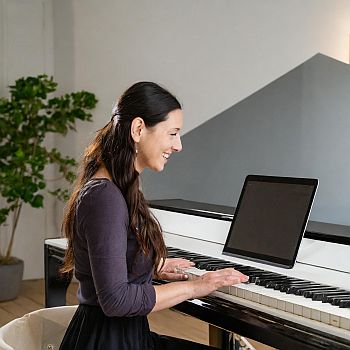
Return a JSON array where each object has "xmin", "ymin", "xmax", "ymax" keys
[{"xmin": 142, "ymin": 54, "xmax": 350, "ymax": 225}]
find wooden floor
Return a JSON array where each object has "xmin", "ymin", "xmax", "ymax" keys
[{"xmin": 0, "ymin": 280, "xmax": 275, "ymax": 349}]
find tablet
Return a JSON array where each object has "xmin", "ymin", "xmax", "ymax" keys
[{"xmin": 223, "ymin": 175, "xmax": 318, "ymax": 268}]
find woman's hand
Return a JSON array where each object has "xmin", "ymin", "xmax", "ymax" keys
[
  {"xmin": 152, "ymin": 266, "xmax": 249, "ymax": 313},
  {"xmin": 190, "ymin": 268, "xmax": 248, "ymax": 299},
  {"xmin": 157, "ymin": 258, "xmax": 195, "ymax": 281}
]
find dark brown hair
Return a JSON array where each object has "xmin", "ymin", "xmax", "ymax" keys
[{"xmin": 61, "ymin": 82, "xmax": 181, "ymax": 275}]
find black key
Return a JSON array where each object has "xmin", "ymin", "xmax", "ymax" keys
[
  {"xmin": 332, "ymin": 296, "xmax": 350, "ymax": 306},
  {"xmin": 167, "ymin": 248, "xmax": 190, "ymax": 255},
  {"xmin": 302, "ymin": 288, "xmax": 341, "ymax": 298},
  {"xmin": 295, "ymin": 286, "xmax": 339, "ymax": 296},
  {"xmin": 204, "ymin": 262, "xmax": 242, "ymax": 270},
  {"xmin": 196, "ymin": 259, "xmax": 227, "ymax": 269},
  {"xmin": 245, "ymin": 272, "xmax": 282, "ymax": 284},
  {"xmin": 324, "ymin": 293, "xmax": 350, "ymax": 303},
  {"xmin": 183, "ymin": 253, "xmax": 204, "ymax": 258},
  {"xmin": 273, "ymin": 279, "xmax": 306, "ymax": 290},
  {"xmin": 280, "ymin": 282, "xmax": 318, "ymax": 293},
  {"xmin": 249, "ymin": 275, "xmax": 264, "ymax": 283},
  {"xmin": 167, "ymin": 249, "xmax": 212, "ymax": 262},
  {"xmin": 236, "ymin": 266, "xmax": 261, "ymax": 273},
  {"xmin": 255, "ymin": 276, "xmax": 290, "ymax": 287},
  {"xmin": 248, "ymin": 271, "xmax": 278, "ymax": 277},
  {"xmin": 279, "ymin": 281, "xmax": 319, "ymax": 292},
  {"xmin": 192, "ymin": 259, "xmax": 218, "ymax": 267},
  {"xmin": 169, "ymin": 251, "xmax": 204, "ymax": 259},
  {"xmin": 193, "ymin": 257, "xmax": 220, "ymax": 263},
  {"xmin": 204, "ymin": 264, "xmax": 233, "ymax": 271},
  {"xmin": 207, "ymin": 262, "xmax": 241, "ymax": 268},
  {"xmin": 265, "ymin": 277, "xmax": 302, "ymax": 289},
  {"xmin": 252, "ymin": 272, "xmax": 282, "ymax": 279},
  {"xmin": 284, "ymin": 283, "xmax": 325, "ymax": 294},
  {"xmin": 339, "ymin": 299, "xmax": 350, "ymax": 308}
]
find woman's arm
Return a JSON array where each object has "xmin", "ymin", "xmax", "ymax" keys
[
  {"xmin": 80, "ymin": 183, "xmax": 156, "ymax": 317},
  {"xmin": 151, "ymin": 267, "xmax": 248, "ymax": 312}
]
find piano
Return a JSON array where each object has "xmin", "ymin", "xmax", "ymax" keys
[
  {"xmin": 44, "ymin": 199, "xmax": 350, "ymax": 350},
  {"xmin": 151, "ymin": 199, "xmax": 350, "ymax": 349}
]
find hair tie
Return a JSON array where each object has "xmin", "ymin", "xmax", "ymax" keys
[{"xmin": 111, "ymin": 103, "xmax": 120, "ymax": 126}]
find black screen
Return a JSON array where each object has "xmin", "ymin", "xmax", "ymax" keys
[{"xmin": 223, "ymin": 175, "xmax": 318, "ymax": 268}]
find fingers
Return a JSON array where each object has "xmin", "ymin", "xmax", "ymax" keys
[
  {"xmin": 160, "ymin": 258, "xmax": 194, "ymax": 275},
  {"xmin": 159, "ymin": 272, "xmax": 189, "ymax": 281},
  {"xmin": 217, "ymin": 267, "xmax": 248, "ymax": 282},
  {"xmin": 221, "ymin": 275, "xmax": 243, "ymax": 286},
  {"xmin": 204, "ymin": 268, "xmax": 249, "ymax": 285}
]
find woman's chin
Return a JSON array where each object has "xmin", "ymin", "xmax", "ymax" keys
[{"xmin": 153, "ymin": 163, "xmax": 165, "ymax": 172}]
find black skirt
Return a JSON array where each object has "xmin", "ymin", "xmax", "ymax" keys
[{"xmin": 59, "ymin": 304, "xmax": 217, "ymax": 350}]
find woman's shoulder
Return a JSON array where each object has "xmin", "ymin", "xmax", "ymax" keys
[{"xmin": 78, "ymin": 178, "xmax": 127, "ymax": 210}]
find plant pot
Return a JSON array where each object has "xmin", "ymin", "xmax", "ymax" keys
[{"xmin": 0, "ymin": 258, "xmax": 24, "ymax": 301}]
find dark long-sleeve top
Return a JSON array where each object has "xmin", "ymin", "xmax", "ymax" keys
[{"xmin": 73, "ymin": 178, "xmax": 156, "ymax": 317}]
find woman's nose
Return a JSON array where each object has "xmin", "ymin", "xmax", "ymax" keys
[{"xmin": 172, "ymin": 136, "xmax": 182, "ymax": 152}]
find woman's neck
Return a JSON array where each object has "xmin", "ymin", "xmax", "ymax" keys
[{"xmin": 93, "ymin": 166, "xmax": 112, "ymax": 180}]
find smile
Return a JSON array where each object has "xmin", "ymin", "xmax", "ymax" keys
[{"xmin": 162, "ymin": 153, "xmax": 170, "ymax": 159}]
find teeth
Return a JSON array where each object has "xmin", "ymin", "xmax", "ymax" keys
[{"xmin": 162, "ymin": 153, "xmax": 169, "ymax": 159}]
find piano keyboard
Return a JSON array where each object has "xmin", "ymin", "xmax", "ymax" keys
[{"xmin": 167, "ymin": 247, "xmax": 350, "ymax": 333}]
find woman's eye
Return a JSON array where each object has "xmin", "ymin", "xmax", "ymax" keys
[{"xmin": 170, "ymin": 133, "xmax": 177, "ymax": 136}]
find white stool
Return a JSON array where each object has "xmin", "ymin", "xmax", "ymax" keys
[{"xmin": 0, "ymin": 305, "xmax": 77, "ymax": 350}]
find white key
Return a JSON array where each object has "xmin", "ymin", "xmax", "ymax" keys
[
  {"xmin": 302, "ymin": 307, "xmax": 311, "ymax": 319},
  {"xmin": 237, "ymin": 288, "xmax": 245, "ymax": 298},
  {"xmin": 294, "ymin": 304, "xmax": 303, "ymax": 316},
  {"xmin": 268, "ymin": 298, "xmax": 278, "ymax": 309},
  {"xmin": 311, "ymin": 309, "xmax": 321, "ymax": 321},
  {"xmin": 330, "ymin": 315, "xmax": 340, "ymax": 328},
  {"xmin": 277, "ymin": 300, "xmax": 286, "ymax": 311},
  {"xmin": 340, "ymin": 317, "xmax": 350, "ymax": 331},
  {"xmin": 286, "ymin": 302, "xmax": 294, "ymax": 314},
  {"xmin": 245, "ymin": 290, "xmax": 253, "ymax": 301},
  {"xmin": 252, "ymin": 292, "xmax": 261, "ymax": 303},
  {"xmin": 321, "ymin": 312, "xmax": 330, "ymax": 325}
]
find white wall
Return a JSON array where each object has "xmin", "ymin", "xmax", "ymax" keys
[
  {"xmin": 1, "ymin": 0, "xmax": 350, "ymax": 279},
  {"xmin": 0, "ymin": 0, "xmax": 54, "ymax": 279}
]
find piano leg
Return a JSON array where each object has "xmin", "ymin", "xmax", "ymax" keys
[
  {"xmin": 44, "ymin": 244, "xmax": 72, "ymax": 307},
  {"xmin": 209, "ymin": 325, "xmax": 242, "ymax": 349},
  {"xmin": 209, "ymin": 326, "xmax": 255, "ymax": 350}
]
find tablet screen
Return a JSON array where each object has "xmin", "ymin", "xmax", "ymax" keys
[{"xmin": 223, "ymin": 175, "xmax": 318, "ymax": 268}]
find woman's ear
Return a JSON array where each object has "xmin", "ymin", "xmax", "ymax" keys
[{"xmin": 130, "ymin": 117, "xmax": 145, "ymax": 142}]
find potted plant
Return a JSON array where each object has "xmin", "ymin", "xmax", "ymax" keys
[{"xmin": 0, "ymin": 75, "xmax": 97, "ymax": 301}]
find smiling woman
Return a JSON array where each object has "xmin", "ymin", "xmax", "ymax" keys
[{"xmin": 59, "ymin": 82, "xmax": 247, "ymax": 350}]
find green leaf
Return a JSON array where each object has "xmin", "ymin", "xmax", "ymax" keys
[
  {"xmin": 15, "ymin": 148, "xmax": 25, "ymax": 159},
  {"xmin": 23, "ymin": 189, "xmax": 33, "ymax": 203},
  {"xmin": 31, "ymin": 194, "xmax": 44, "ymax": 208}
]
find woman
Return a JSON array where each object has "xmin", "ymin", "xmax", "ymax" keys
[{"xmin": 59, "ymin": 82, "xmax": 248, "ymax": 350}]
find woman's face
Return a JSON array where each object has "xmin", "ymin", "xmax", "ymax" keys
[{"xmin": 135, "ymin": 109, "xmax": 183, "ymax": 173}]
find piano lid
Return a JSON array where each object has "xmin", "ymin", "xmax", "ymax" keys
[
  {"xmin": 150, "ymin": 199, "xmax": 350, "ymax": 246},
  {"xmin": 150, "ymin": 198, "xmax": 234, "ymax": 221}
]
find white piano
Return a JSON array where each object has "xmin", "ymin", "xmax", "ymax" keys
[
  {"xmin": 44, "ymin": 199, "xmax": 350, "ymax": 349},
  {"xmin": 150, "ymin": 199, "xmax": 350, "ymax": 350}
]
